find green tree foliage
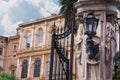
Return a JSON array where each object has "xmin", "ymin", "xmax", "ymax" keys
[
  {"xmin": 59, "ymin": 0, "xmax": 77, "ymax": 23},
  {"xmin": 0, "ymin": 73, "xmax": 16, "ymax": 80},
  {"xmin": 113, "ymin": 51, "xmax": 120, "ymax": 80}
]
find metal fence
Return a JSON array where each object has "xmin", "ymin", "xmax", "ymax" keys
[{"xmin": 49, "ymin": 20, "xmax": 76, "ymax": 80}]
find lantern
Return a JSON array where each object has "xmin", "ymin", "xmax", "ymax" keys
[{"xmin": 83, "ymin": 11, "xmax": 99, "ymax": 38}]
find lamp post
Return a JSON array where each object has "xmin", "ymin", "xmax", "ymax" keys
[{"xmin": 83, "ymin": 10, "xmax": 99, "ymax": 59}]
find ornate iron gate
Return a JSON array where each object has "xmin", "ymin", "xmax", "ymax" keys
[{"xmin": 49, "ymin": 20, "xmax": 76, "ymax": 80}]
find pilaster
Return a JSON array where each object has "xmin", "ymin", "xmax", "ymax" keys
[
  {"xmin": 28, "ymin": 56, "xmax": 32, "ymax": 78},
  {"xmin": 41, "ymin": 55, "xmax": 45, "ymax": 77},
  {"xmin": 31, "ymin": 25, "xmax": 35, "ymax": 48},
  {"xmin": 18, "ymin": 28, "xmax": 23, "ymax": 51},
  {"xmin": 16, "ymin": 58, "xmax": 19, "ymax": 77},
  {"xmin": 43, "ymin": 22, "xmax": 47, "ymax": 47}
]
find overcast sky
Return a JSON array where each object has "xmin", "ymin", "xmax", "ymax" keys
[{"xmin": 0, "ymin": 0, "xmax": 60, "ymax": 36}]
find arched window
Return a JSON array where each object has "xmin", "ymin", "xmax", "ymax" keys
[
  {"xmin": 33, "ymin": 58, "xmax": 41, "ymax": 77},
  {"xmin": 38, "ymin": 31, "xmax": 43, "ymax": 46},
  {"xmin": 26, "ymin": 33, "xmax": 31, "ymax": 48},
  {"xmin": 9, "ymin": 65, "xmax": 16, "ymax": 76},
  {"xmin": 21, "ymin": 60, "xmax": 28, "ymax": 78}
]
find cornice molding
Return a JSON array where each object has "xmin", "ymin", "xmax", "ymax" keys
[{"xmin": 19, "ymin": 15, "xmax": 62, "ymax": 27}]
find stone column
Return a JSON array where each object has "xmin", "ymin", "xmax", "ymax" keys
[
  {"xmin": 27, "ymin": 56, "xmax": 32, "ymax": 78},
  {"xmin": 116, "ymin": 30, "xmax": 120, "ymax": 51},
  {"xmin": 31, "ymin": 25, "xmax": 35, "ymax": 48},
  {"xmin": 74, "ymin": 0, "xmax": 117, "ymax": 80},
  {"xmin": 44, "ymin": 21, "xmax": 47, "ymax": 47},
  {"xmin": 18, "ymin": 28, "xmax": 23, "ymax": 51},
  {"xmin": 16, "ymin": 58, "xmax": 19, "ymax": 78},
  {"xmin": 41, "ymin": 55, "xmax": 45, "ymax": 77},
  {"xmin": 16, "ymin": 59, "xmax": 22, "ymax": 79},
  {"xmin": 34, "ymin": 31, "xmax": 38, "ymax": 47},
  {"xmin": 43, "ymin": 22, "xmax": 47, "ymax": 47}
]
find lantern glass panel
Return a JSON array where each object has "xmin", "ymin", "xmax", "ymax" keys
[
  {"xmin": 87, "ymin": 18, "xmax": 94, "ymax": 35},
  {"xmin": 86, "ymin": 22, "xmax": 89, "ymax": 33},
  {"xmin": 83, "ymin": 19, "xmax": 89, "ymax": 34},
  {"xmin": 93, "ymin": 19, "xmax": 98, "ymax": 34},
  {"xmin": 89, "ymin": 24, "xmax": 93, "ymax": 32}
]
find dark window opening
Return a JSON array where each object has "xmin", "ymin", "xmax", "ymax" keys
[
  {"xmin": 33, "ymin": 58, "xmax": 41, "ymax": 77},
  {"xmin": 11, "ymin": 70, "xmax": 15, "ymax": 75},
  {"xmin": 21, "ymin": 60, "xmax": 28, "ymax": 78},
  {"xmin": 26, "ymin": 43, "xmax": 30, "ymax": 48},
  {"xmin": 13, "ymin": 55, "xmax": 16, "ymax": 58},
  {"xmin": 0, "ymin": 48, "xmax": 3, "ymax": 55},
  {"xmin": 14, "ymin": 45, "xmax": 17, "ymax": 51},
  {"xmin": 1, "ymin": 41, "xmax": 3, "ymax": 43}
]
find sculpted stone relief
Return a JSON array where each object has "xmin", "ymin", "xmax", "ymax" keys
[
  {"xmin": 76, "ymin": 23, "xmax": 101, "ymax": 80},
  {"xmin": 76, "ymin": 16, "xmax": 116, "ymax": 80},
  {"xmin": 105, "ymin": 21, "xmax": 116, "ymax": 80}
]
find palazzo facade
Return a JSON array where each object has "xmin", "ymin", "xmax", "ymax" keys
[
  {"xmin": 0, "ymin": 13, "xmax": 119, "ymax": 80},
  {"xmin": 0, "ymin": 14, "xmax": 66, "ymax": 80}
]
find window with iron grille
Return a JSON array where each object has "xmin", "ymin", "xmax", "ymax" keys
[
  {"xmin": 33, "ymin": 58, "xmax": 41, "ymax": 77},
  {"xmin": 21, "ymin": 60, "xmax": 28, "ymax": 78}
]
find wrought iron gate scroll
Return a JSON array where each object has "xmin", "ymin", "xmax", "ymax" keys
[{"xmin": 49, "ymin": 20, "xmax": 75, "ymax": 80}]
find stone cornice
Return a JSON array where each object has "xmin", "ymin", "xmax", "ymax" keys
[
  {"xmin": 19, "ymin": 14, "xmax": 62, "ymax": 27},
  {"xmin": 0, "ymin": 36, "xmax": 7, "ymax": 39},
  {"xmin": 9, "ymin": 35, "xmax": 20, "ymax": 40},
  {"xmin": 17, "ymin": 46, "xmax": 51, "ymax": 55},
  {"xmin": 17, "ymin": 47, "xmax": 51, "ymax": 58},
  {"xmin": 74, "ymin": 0, "xmax": 117, "ymax": 16}
]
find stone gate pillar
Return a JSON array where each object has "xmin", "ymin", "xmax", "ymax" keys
[{"xmin": 75, "ymin": 0, "xmax": 117, "ymax": 80}]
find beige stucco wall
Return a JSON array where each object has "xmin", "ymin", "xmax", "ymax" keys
[
  {"xmin": 0, "ymin": 36, "xmax": 8, "ymax": 73},
  {"xmin": 4, "ymin": 36, "xmax": 19, "ymax": 75}
]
